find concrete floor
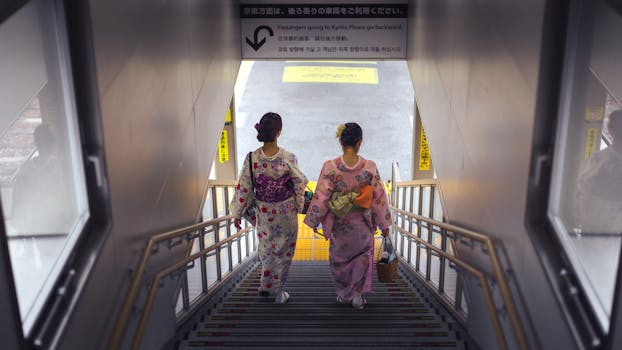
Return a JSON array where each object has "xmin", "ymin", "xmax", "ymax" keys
[{"xmin": 234, "ymin": 60, "xmax": 414, "ymax": 182}]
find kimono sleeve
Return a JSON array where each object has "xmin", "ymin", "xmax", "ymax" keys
[
  {"xmin": 229, "ymin": 154, "xmax": 253, "ymax": 219},
  {"xmin": 286, "ymin": 152, "xmax": 309, "ymax": 213},
  {"xmin": 303, "ymin": 161, "xmax": 333, "ymax": 230},
  {"xmin": 370, "ymin": 163, "xmax": 392, "ymax": 230}
]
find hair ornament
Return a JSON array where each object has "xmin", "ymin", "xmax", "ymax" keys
[
  {"xmin": 254, "ymin": 123, "xmax": 262, "ymax": 132},
  {"xmin": 336, "ymin": 124, "xmax": 345, "ymax": 138}
]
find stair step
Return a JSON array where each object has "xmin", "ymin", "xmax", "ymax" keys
[
  {"xmin": 198, "ymin": 325, "xmax": 448, "ymax": 333},
  {"xmin": 200, "ymin": 321, "xmax": 447, "ymax": 329},
  {"xmin": 180, "ymin": 340, "xmax": 461, "ymax": 350},
  {"xmin": 187, "ymin": 335, "xmax": 458, "ymax": 343},
  {"xmin": 179, "ymin": 261, "xmax": 465, "ymax": 349}
]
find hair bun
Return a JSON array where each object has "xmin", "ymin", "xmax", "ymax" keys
[
  {"xmin": 339, "ymin": 122, "xmax": 363, "ymax": 147},
  {"xmin": 256, "ymin": 112, "xmax": 282, "ymax": 142}
]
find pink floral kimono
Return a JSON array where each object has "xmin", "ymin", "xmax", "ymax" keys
[
  {"xmin": 304, "ymin": 156, "xmax": 392, "ymax": 301},
  {"xmin": 230, "ymin": 148, "xmax": 308, "ymax": 294}
]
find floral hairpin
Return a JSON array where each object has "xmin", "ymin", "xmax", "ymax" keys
[{"xmin": 336, "ymin": 124, "xmax": 345, "ymax": 138}]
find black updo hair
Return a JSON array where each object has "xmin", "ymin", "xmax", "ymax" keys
[
  {"xmin": 256, "ymin": 112, "xmax": 282, "ymax": 142},
  {"xmin": 340, "ymin": 122, "xmax": 363, "ymax": 147}
]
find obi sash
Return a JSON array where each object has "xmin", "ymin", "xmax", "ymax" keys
[
  {"xmin": 255, "ymin": 173, "xmax": 295, "ymax": 203},
  {"xmin": 328, "ymin": 185, "xmax": 373, "ymax": 218}
]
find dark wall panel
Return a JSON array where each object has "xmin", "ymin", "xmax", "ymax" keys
[
  {"xmin": 407, "ymin": 0, "xmax": 577, "ymax": 348},
  {"xmin": 57, "ymin": 1, "xmax": 240, "ymax": 349}
]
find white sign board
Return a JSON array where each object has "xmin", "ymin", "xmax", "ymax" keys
[{"xmin": 241, "ymin": 3, "xmax": 408, "ymax": 59}]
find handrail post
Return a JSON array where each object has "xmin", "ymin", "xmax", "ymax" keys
[
  {"xmin": 199, "ymin": 228, "xmax": 207, "ymax": 293},
  {"xmin": 245, "ymin": 225, "xmax": 251, "ymax": 257},
  {"xmin": 455, "ymin": 271, "xmax": 464, "ymax": 311},
  {"xmin": 439, "ymin": 227, "xmax": 447, "ymax": 294},
  {"xmin": 416, "ymin": 186, "xmax": 423, "ymax": 272},
  {"xmin": 181, "ymin": 272, "xmax": 190, "ymax": 311},
  {"xmin": 407, "ymin": 186, "xmax": 414, "ymax": 265},
  {"xmin": 214, "ymin": 223, "xmax": 222, "ymax": 282},
  {"xmin": 226, "ymin": 215, "xmax": 233, "ymax": 273},
  {"xmin": 425, "ymin": 186, "xmax": 435, "ymax": 281}
]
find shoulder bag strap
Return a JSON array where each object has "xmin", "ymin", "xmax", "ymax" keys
[{"xmin": 248, "ymin": 152, "xmax": 255, "ymax": 192}]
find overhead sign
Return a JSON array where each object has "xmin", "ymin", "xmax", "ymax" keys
[{"xmin": 241, "ymin": 2, "xmax": 408, "ymax": 59}]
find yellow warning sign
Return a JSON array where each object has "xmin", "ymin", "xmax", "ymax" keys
[
  {"xmin": 419, "ymin": 127, "xmax": 431, "ymax": 171},
  {"xmin": 584, "ymin": 127, "xmax": 599, "ymax": 160},
  {"xmin": 585, "ymin": 106, "xmax": 604, "ymax": 122},
  {"xmin": 218, "ymin": 130, "xmax": 229, "ymax": 163},
  {"xmin": 225, "ymin": 108, "xmax": 232, "ymax": 124},
  {"xmin": 282, "ymin": 66, "xmax": 378, "ymax": 84}
]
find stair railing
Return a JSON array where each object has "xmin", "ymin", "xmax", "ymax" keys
[
  {"xmin": 389, "ymin": 175, "xmax": 528, "ymax": 350},
  {"xmin": 108, "ymin": 181, "xmax": 257, "ymax": 350}
]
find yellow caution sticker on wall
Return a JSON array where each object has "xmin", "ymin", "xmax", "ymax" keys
[
  {"xmin": 218, "ymin": 130, "xmax": 229, "ymax": 163},
  {"xmin": 585, "ymin": 106, "xmax": 604, "ymax": 122},
  {"xmin": 584, "ymin": 127, "xmax": 599, "ymax": 160},
  {"xmin": 282, "ymin": 66, "xmax": 378, "ymax": 84},
  {"xmin": 225, "ymin": 108, "xmax": 232, "ymax": 124},
  {"xmin": 419, "ymin": 127, "xmax": 430, "ymax": 170}
]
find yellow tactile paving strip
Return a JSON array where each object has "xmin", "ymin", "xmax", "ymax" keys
[
  {"xmin": 293, "ymin": 214, "xmax": 383, "ymax": 261},
  {"xmin": 282, "ymin": 66, "xmax": 379, "ymax": 84},
  {"xmin": 293, "ymin": 214, "xmax": 330, "ymax": 261}
]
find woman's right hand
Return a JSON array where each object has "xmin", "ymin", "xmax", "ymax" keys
[
  {"xmin": 234, "ymin": 218, "xmax": 242, "ymax": 230},
  {"xmin": 381, "ymin": 228, "xmax": 389, "ymax": 237}
]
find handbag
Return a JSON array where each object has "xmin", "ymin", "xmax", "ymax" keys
[
  {"xmin": 376, "ymin": 235, "xmax": 398, "ymax": 283},
  {"xmin": 241, "ymin": 152, "xmax": 257, "ymax": 225},
  {"xmin": 284, "ymin": 170, "xmax": 312, "ymax": 215},
  {"xmin": 302, "ymin": 188, "xmax": 313, "ymax": 214}
]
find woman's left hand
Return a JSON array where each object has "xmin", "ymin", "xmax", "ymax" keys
[{"xmin": 381, "ymin": 228, "xmax": 389, "ymax": 237}]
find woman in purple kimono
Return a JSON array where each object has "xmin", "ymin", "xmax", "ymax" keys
[
  {"xmin": 230, "ymin": 113, "xmax": 308, "ymax": 304},
  {"xmin": 304, "ymin": 122, "xmax": 392, "ymax": 309}
]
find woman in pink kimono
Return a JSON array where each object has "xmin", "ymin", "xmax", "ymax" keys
[
  {"xmin": 304, "ymin": 122, "xmax": 392, "ymax": 309},
  {"xmin": 230, "ymin": 113, "xmax": 308, "ymax": 304}
]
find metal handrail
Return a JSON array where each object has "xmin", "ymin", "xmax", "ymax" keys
[
  {"xmin": 390, "ymin": 205, "xmax": 529, "ymax": 350},
  {"xmin": 206, "ymin": 179, "xmax": 237, "ymax": 187},
  {"xmin": 392, "ymin": 225, "xmax": 507, "ymax": 350},
  {"xmin": 130, "ymin": 226, "xmax": 254, "ymax": 350},
  {"xmin": 394, "ymin": 179, "xmax": 439, "ymax": 187},
  {"xmin": 107, "ymin": 214, "xmax": 236, "ymax": 350}
]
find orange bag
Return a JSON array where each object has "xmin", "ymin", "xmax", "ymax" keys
[{"xmin": 354, "ymin": 185, "xmax": 373, "ymax": 209}]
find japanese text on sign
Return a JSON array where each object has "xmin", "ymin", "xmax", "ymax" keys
[
  {"xmin": 241, "ymin": 4, "xmax": 408, "ymax": 18},
  {"xmin": 218, "ymin": 130, "xmax": 229, "ymax": 163},
  {"xmin": 419, "ymin": 127, "xmax": 430, "ymax": 171},
  {"xmin": 584, "ymin": 127, "xmax": 599, "ymax": 160}
]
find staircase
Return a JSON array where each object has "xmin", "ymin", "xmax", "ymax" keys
[{"xmin": 178, "ymin": 261, "xmax": 466, "ymax": 349}]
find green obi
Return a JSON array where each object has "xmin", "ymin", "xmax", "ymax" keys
[{"xmin": 328, "ymin": 190, "xmax": 360, "ymax": 218}]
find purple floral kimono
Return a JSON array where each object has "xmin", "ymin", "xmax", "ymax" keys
[
  {"xmin": 230, "ymin": 148, "xmax": 308, "ymax": 294},
  {"xmin": 304, "ymin": 156, "xmax": 392, "ymax": 301}
]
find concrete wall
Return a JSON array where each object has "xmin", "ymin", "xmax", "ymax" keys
[
  {"xmin": 57, "ymin": 1, "xmax": 241, "ymax": 349},
  {"xmin": 406, "ymin": 0, "xmax": 577, "ymax": 348}
]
